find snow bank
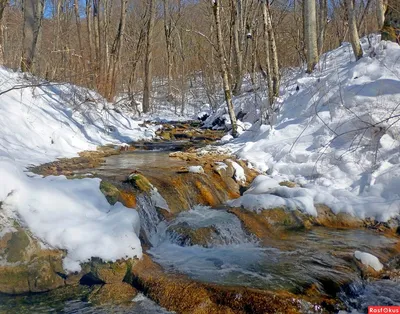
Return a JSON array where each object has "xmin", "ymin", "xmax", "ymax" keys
[
  {"xmin": 0, "ymin": 68, "xmax": 156, "ymax": 271},
  {"xmin": 218, "ymin": 35, "xmax": 400, "ymax": 222},
  {"xmin": 354, "ymin": 251, "xmax": 383, "ymax": 271}
]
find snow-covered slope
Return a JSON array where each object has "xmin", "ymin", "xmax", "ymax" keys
[
  {"xmin": 0, "ymin": 68, "xmax": 158, "ymax": 271},
  {"xmin": 219, "ymin": 35, "xmax": 400, "ymax": 222}
]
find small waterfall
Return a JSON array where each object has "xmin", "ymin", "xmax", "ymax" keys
[
  {"xmin": 166, "ymin": 206, "xmax": 254, "ymax": 247},
  {"xmin": 136, "ymin": 194, "xmax": 163, "ymax": 246}
]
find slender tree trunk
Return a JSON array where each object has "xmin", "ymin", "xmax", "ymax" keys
[
  {"xmin": 317, "ymin": 0, "xmax": 327, "ymax": 55},
  {"xmin": 93, "ymin": 0, "xmax": 101, "ymax": 77},
  {"xmin": 21, "ymin": 0, "xmax": 45, "ymax": 73},
  {"xmin": 304, "ymin": 0, "xmax": 319, "ymax": 73},
  {"xmin": 232, "ymin": 0, "xmax": 243, "ymax": 96},
  {"xmin": 0, "ymin": 0, "xmax": 8, "ymax": 65},
  {"xmin": 142, "ymin": 0, "xmax": 156, "ymax": 113},
  {"xmin": 261, "ymin": 0, "xmax": 273, "ymax": 107},
  {"xmin": 346, "ymin": 0, "xmax": 363, "ymax": 60},
  {"xmin": 376, "ymin": 0, "xmax": 387, "ymax": 29},
  {"xmin": 163, "ymin": 0, "xmax": 174, "ymax": 101},
  {"xmin": 265, "ymin": 2, "xmax": 279, "ymax": 100},
  {"xmin": 213, "ymin": 0, "xmax": 238, "ymax": 138},
  {"xmin": 106, "ymin": 0, "xmax": 128, "ymax": 100},
  {"xmin": 86, "ymin": 0, "xmax": 94, "ymax": 64}
]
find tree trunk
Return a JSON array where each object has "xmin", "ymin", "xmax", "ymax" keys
[
  {"xmin": 261, "ymin": 0, "xmax": 273, "ymax": 107},
  {"xmin": 376, "ymin": 0, "xmax": 387, "ymax": 29},
  {"xmin": 346, "ymin": 0, "xmax": 363, "ymax": 60},
  {"xmin": 163, "ymin": 0, "xmax": 174, "ymax": 101},
  {"xmin": 317, "ymin": 0, "xmax": 327, "ymax": 55},
  {"xmin": 142, "ymin": 0, "xmax": 156, "ymax": 113},
  {"xmin": 265, "ymin": 2, "xmax": 279, "ymax": 100},
  {"xmin": 232, "ymin": 0, "xmax": 243, "ymax": 96},
  {"xmin": 106, "ymin": 0, "xmax": 128, "ymax": 100},
  {"xmin": 304, "ymin": 0, "xmax": 318, "ymax": 73},
  {"xmin": 21, "ymin": 0, "xmax": 45, "ymax": 73},
  {"xmin": 213, "ymin": 0, "xmax": 238, "ymax": 138},
  {"xmin": 0, "ymin": 0, "xmax": 8, "ymax": 65},
  {"xmin": 381, "ymin": 0, "xmax": 400, "ymax": 43}
]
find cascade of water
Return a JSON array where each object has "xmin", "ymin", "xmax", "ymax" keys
[{"xmin": 166, "ymin": 205, "xmax": 254, "ymax": 246}]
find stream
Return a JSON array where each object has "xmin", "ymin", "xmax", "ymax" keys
[{"xmin": 2, "ymin": 134, "xmax": 400, "ymax": 313}]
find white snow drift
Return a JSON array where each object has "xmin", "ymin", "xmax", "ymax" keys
[
  {"xmin": 0, "ymin": 68, "xmax": 160, "ymax": 271},
  {"xmin": 214, "ymin": 35, "xmax": 400, "ymax": 222}
]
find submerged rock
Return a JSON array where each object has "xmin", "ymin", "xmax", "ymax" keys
[
  {"xmin": 167, "ymin": 223, "xmax": 220, "ymax": 247},
  {"xmin": 131, "ymin": 254, "xmax": 322, "ymax": 314},
  {"xmin": 88, "ymin": 282, "xmax": 138, "ymax": 305}
]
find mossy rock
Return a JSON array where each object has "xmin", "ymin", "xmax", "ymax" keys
[
  {"xmin": 100, "ymin": 181, "xmax": 120, "ymax": 205},
  {"xmin": 28, "ymin": 256, "xmax": 65, "ymax": 292},
  {"xmin": 0, "ymin": 253, "xmax": 65, "ymax": 294},
  {"xmin": 5, "ymin": 228, "xmax": 32, "ymax": 263},
  {"xmin": 88, "ymin": 283, "xmax": 137, "ymax": 305},
  {"xmin": 127, "ymin": 174, "xmax": 152, "ymax": 193},
  {"xmin": 0, "ymin": 265, "xmax": 30, "ymax": 294},
  {"xmin": 159, "ymin": 131, "xmax": 172, "ymax": 141},
  {"xmin": 87, "ymin": 258, "xmax": 134, "ymax": 284}
]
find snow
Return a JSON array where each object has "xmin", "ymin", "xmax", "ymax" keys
[
  {"xmin": 354, "ymin": 251, "xmax": 383, "ymax": 271},
  {"xmin": 188, "ymin": 165, "xmax": 205, "ymax": 174},
  {"xmin": 0, "ymin": 68, "xmax": 159, "ymax": 271},
  {"xmin": 211, "ymin": 35, "xmax": 400, "ymax": 222},
  {"xmin": 227, "ymin": 159, "xmax": 246, "ymax": 183}
]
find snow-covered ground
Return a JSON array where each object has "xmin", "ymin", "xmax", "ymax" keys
[
  {"xmin": 0, "ymin": 68, "xmax": 162, "ymax": 271},
  {"xmin": 210, "ymin": 35, "xmax": 400, "ymax": 222}
]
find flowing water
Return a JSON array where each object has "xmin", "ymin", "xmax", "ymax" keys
[{"xmin": 5, "ymin": 142, "xmax": 400, "ymax": 313}]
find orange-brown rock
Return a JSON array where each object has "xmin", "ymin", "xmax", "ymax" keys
[
  {"xmin": 228, "ymin": 207, "xmax": 311, "ymax": 243},
  {"xmin": 131, "ymin": 254, "xmax": 306, "ymax": 314},
  {"xmin": 313, "ymin": 205, "xmax": 364, "ymax": 229},
  {"xmin": 88, "ymin": 282, "xmax": 138, "ymax": 305}
]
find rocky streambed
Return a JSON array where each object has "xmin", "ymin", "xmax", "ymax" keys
[{"xmin": 1, "ymin": 122, "xmax": 400, "ymax": 313}]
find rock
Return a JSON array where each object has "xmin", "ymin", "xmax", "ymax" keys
[
  {"xmin": 88, "ymin": 283, "xmax": 138, "ymax": 305},
  {"xmin": 167, "ymin": 223, "xmax": 220, "ymax": 247},
  {"xmin": 100, "ymin": 181, "xmax": 120, "ymax": 205},
  {"xmin": 0, "ymin": 265, "xmax": 30, "ymax": 294},
  {"xmin": 127, "ymin": 173, "xmax": 153, "ymax": 193},
  {"xmin": 87, "ymin": 258, "xmax": 133, "ymax": 284},
  {"xmin": 131, "ymin": 254, "xmax": 315, "ymax": 314},
  {"xmin": 28, "ymin": 255, "xmax": 66, "ymax": 292},
  {"xmin": 314, "ymin": 204, "xmax": 363, "ymax": 229},
  {"xmin": 279, "ymin": 181, "xmax": 297, "ymax": 188},
  {"xmin": 228, "ymin": 207, "xmax": 311, "ymax": 242},
  {"xmin": 0, "ymin": 225, "xmax": 66, "ymax": 294}
]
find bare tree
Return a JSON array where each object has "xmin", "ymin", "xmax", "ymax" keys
[
  {"xmin": 212, "ymin": 0, "xmax": 238, "ymax": 137},
  {"xmin": 376, "ymin": 0, "xmax": 387, "ymax": 29},
  {"xmin": 163, "ymin": 0, "xmax": 174, "ymax": 101},
  {"xmin": 346, "ymin": 0, "xmax": 363, "ymax": 60},
  {"xmin": 0, "ymin": 0, "xmax": 8, "ymax": 65},
  {"xmin": 143, "ymin": 0, "xmax": 156, "ymax": 113},
  {"xmin": 317, "ymin": 0, "xmax": 327, "ymax": 55},
  {"xmin": 304, "ymin": 0, "xmax": 318, "ymax": 73},
  {"xmin": 106, "ymin": 0, "xmax": 128, "ymax": 100},
  {"xmin": 21, "ymin": 0, "xmax": 45, "ymax": 73}
]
